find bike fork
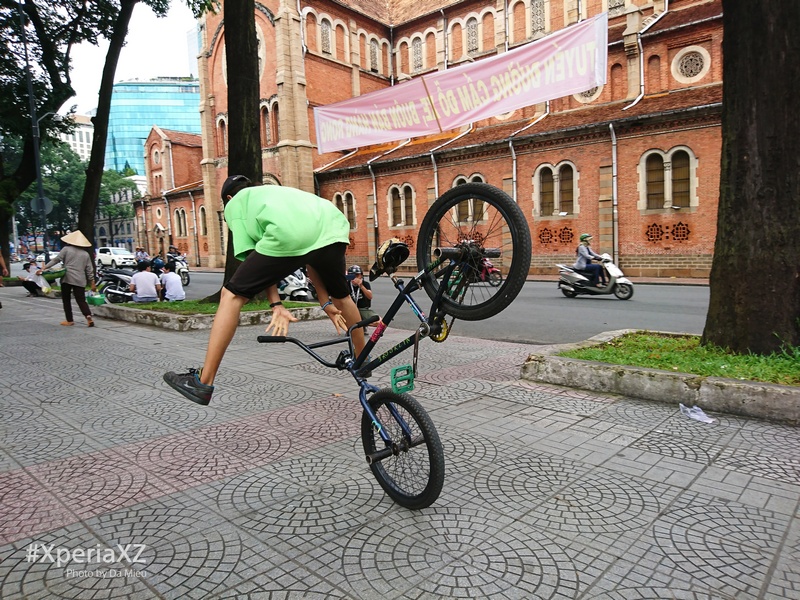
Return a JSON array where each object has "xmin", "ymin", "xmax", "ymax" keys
[{"xmin": 359, "ymin": 385, "xmax": 416, "ymax": 463}]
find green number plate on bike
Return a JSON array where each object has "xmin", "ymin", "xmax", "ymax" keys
[{"xmin": 390, "ymin": 365, "xmax": 415, "ymax": 393}]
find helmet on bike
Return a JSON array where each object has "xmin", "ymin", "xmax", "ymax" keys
[
  {"xmin": 579, "ymin": 233, "xmax": 593, "ymax": 242},
  {"xmin": 369, "ymin": 238, "xmax": 410, "ymax": 281},
  {"xmin": 347, "ymin": 265, "xmax": 362, "ymax": 275},
  {"xmin": 220, "ymin": 175, "xmax": 252, "ymax": 202}
]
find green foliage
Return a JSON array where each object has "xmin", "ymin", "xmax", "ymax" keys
[
  {"xmin": 15, "ymin": 140, "xmax": 87, "ymax": 234},
  {"xmin": 558, "ymin": 331, "xmax": 800, "ymax": 386}
]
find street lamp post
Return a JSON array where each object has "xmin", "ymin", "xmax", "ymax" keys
[{"xmin": 18, "ymin": 1, "xmax": 51, "ymax": 263}]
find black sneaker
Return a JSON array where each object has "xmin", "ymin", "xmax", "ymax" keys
[{"xmin": 163, "ymin": 368, "xmax": 214, "ymax": 405}]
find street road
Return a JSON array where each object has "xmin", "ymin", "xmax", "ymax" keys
[
  {"xmin": 186, "ymin": 270, "xmax": 709, "ymax": 345},
  {"xmin": 7, "ymin": 263, "xmax": 708, "ymax": 343}
]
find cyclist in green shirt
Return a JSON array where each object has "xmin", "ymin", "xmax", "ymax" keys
[{"xmin": 164, "ymin": 175, "xmax": 366, "ymax": 405}]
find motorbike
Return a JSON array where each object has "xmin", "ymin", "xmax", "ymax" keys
[
  {"xmin": 278, "ymin": 268, "xmax": 310, "ymax": 301},
  {"xmin": 166, "ymin": 252, "xmax": 191, "ymax": 286},
  {"xmin": 556, "ymin": 253, "xmax": 634, "ymax": 300},
  {"xmin": 472, "ymin": 256, "xmax": 502, "ymax": 287},
  {"xmin": 96, "ymin": 266, "xmax": 135, "ymax": 303}
]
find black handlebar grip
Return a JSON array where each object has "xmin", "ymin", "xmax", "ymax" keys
[
  {"xmin": 352, "ymin": 315, "xmax": 380, "ymax": 331},
  {"xmin": 257, "ymin": 336, "xmax": 286, "ymax": 343},
  {"xmin": 483, "ymin": 248, "xmax": 501, "ymax": 258}
]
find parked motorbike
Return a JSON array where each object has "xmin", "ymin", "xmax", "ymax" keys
[
  {"xmin": 278, "ymin": 268, "xmax": 310, "ymax": 301},
  {"xmin": 472, "ymin": 256, "xmax": 502, "ymax": 287},
  {"xmin": 556, "ymin": 253, "xmax": 634, "ymax": 300},
  {"xmin": 96, "ymin": 266, "xmax": 135, "ymax": 303}
]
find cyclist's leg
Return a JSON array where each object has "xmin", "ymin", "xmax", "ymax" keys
[
  {"xmin": 200, "ymin": 253, "xmax": 300, "ymax": 386},
  {"xmin": 306, "ymin": 243, "xmax": 366, "ymax": 357},
  {"xmin": 198, "ymin": 288, "xmax": 249, "ymax": 386}
]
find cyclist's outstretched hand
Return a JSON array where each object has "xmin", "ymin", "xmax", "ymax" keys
[
  {"xmin": 323, "ymin": 303, "xmax": 348, "ymax": 335},
  {"xmin": 265, "ymin": 304, "xmax": 298, "ymax": 337}
]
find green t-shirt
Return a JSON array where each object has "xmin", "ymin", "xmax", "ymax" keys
[{"xmin": 224, "ymin": 186, "xmax": 351, "ymax": 260}]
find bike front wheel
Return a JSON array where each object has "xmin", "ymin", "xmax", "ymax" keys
[
  {"xmin": 417, "ymin": 183, "xmax": 532, "ymax": 320},
  {"xmin": 361, "ymin": 390, "xmax": 444, "ymax": 509}
]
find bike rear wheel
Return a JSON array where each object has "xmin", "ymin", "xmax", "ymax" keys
[
  {"xmin": 361, "ymin": 390, "xmax": 444, "ymax": 509},
  {"xmin": 417, "ymin": 183, "xmax": 531, "ymax": 320}
]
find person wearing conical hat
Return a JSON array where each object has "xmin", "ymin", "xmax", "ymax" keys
[{"xmin": 39, "ymin": 230, "xmax": 97, "ymax": 327}]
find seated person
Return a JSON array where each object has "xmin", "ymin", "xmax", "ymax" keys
[
  {"xmin": 160, "ymin": 261, "xmax": 186, "ymax": 302},
  {"xmin": 129, "ymin": 261, "xmax": 161, "ymax": 302},
  {"xmin": 19, "ymin": 261, "xmax": 44, "ymax": 297}
]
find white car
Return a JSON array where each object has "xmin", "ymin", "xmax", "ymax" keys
[{"xmin": 96, "ymin": 246, "xmax": 137, "ymax": 268}]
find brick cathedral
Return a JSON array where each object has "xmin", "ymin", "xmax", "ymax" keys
[{"xmin": 136, "ymin": 0, "xmax": 721, "ymax": 278}]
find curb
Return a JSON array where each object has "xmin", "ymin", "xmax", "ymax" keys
[
  {"xmin": 520, "ymin": 330, "xmax": 800, "ymax": 425},
  {"xmin": 91, "ymin": 303, "xmax": 326, "ymax": 331}
]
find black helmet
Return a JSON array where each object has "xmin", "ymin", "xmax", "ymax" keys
[
  {"xmin": 369, "ymin": 238, "xmax": 409, "ymax": 281},
  {"xmin": 347, "ymin": 265, "xmax": 362, "ymax": 275},
  {"xmin": 220, "ymin": 175, "xmax": 252, "ymax": 202}
]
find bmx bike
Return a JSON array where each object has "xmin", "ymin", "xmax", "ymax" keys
[{"xmin": 258, "ymin": 183, "xmax": 532, "ymax": 509}]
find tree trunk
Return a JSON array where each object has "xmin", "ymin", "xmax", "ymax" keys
[
  {"xmin": 702, "ymin": 1, "xmax": 800, "ymax": 353},
  {"xmin": 202, "ymin": 0, "xmax": 262, "ymax": 302},
  {"xmin": 76, "ymin": 0, "xmax": 138, "ymax": 247}
]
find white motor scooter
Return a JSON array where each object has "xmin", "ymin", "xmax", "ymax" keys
[
  {"xmin": 556, "ymin": 253, "xmax": 634, "ymax": 300},
  {"xmin": 278, "ymin": 268, "xmax": 310, "ymax": 301}
]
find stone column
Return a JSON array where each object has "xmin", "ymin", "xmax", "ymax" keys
[
  {"xmin": 275, "ymin": 1, "xmax": 315, "ymax": 192},
  {"xmin": 198, "ymin": 12, "xmax": 226, "ymax": 267}
]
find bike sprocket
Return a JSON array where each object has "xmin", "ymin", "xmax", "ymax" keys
[{"xmin": 430, "ymin": 318, "xmax": 452, "ymax": 343}]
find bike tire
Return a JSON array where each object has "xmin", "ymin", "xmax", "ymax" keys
[
  {"xmin": 361, "ymin": 389, "xmax": 444, "ymax": 510},
  {"xmin": 417, "ymin": 182, "xmax": 531, "ymax": 321},
  {"xmin": 180, "ymin": 271, "xmax": 190, "ymax": 286}
]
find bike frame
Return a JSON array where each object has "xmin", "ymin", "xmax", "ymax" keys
[{"xmin": 258, "ymin": 255, "xmax": 458, "ymax": 452}]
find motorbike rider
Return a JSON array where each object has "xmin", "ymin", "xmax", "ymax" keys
[{"xmin": 573, "ymin": 233, "xmax": 607, "ymax": 287}]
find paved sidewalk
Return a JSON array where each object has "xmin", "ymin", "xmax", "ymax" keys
[{"xmin": 0, "ymin": 287, "xmax": 797, "ymax": 599}]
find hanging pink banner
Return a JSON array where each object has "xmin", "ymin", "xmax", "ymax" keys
[{"xmin": 314, "ymin": 12, "xmax": 608, "ymax": 154}]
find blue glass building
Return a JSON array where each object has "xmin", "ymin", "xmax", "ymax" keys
[{"xmin": 105, "ymin": 79, "xmax": 200, "ymax": 175}]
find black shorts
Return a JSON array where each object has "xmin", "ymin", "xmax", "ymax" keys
[{"xmin": 224, "ymin": 242, "xmax": 350, "ymax": 300}]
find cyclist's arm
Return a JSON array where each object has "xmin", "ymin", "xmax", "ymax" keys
[{"xmin": 306, "ymin": 264, "xmax": 347, "ymax": 333}]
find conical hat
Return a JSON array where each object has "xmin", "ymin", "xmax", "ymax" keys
[{"xmin": 61, "ymin": 230, "xmax": 92, "ymax": 248}]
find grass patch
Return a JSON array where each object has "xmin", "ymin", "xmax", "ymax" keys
[
  {"xmin": 116, "ymin": 298, "xmax": 316, "ymax": 315},
  {"xmin": 558, "ymin": 331, "xmax": 800, "ymax": 386}
]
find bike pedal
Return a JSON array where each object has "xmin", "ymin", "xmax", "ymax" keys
[{"xmin": 390, "ymin": 365, "xmax": 415, "ymax": 393}]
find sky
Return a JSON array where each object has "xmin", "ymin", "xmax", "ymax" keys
[{"xmin": 65, "ymin": 4, "xmax": 199, "ymax": 115}]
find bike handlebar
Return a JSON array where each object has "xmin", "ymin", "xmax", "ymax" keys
[{"xmin": 434, "ymin": 247, "xmax": 501, "ymax": 259}]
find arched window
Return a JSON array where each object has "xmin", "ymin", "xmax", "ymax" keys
[
  {"xmin": 559, "ymin": 165, "xmax": 574, "ymax": 214},
  {"xmin": 671, "ymin": 150, "xmax": 690, "ymax": 208},
  {"xmin": 389, "ymin": 185, "xmax": 414, "ymax": 227},
  {"xmin": 174, "ymin": 209, "xmax": 183, "ymax": 236},
  {"xmin": 370, "ymin": 39, "xmax": 379, "ymax": 73},
  {"xmin": 200, "ymin": 206, "xmax": 207, "ymax": 236},
  {"xmin": 531, "ymin": 0, "xmax": 546, "ymax": 37},
  {"xmin": 217, "ymin": 119, "xmax": 228, "ymax": 156},
  {"xmin": 271, "ymin": 104, "xmax": 280, "ymax": 142},
  {"xmin": 467, "ymin": 18, "xmax": 479, "ymax": 56},
  {"xmin": 321, "ymin": 19, "xmax": 332, "ymax": 54},
  {"xmin": 646, "ymin": 154, "xmax": 665, "ymax": 209},
  {"xmin": 540, "ymin": 168, "xmax": 554, "ymax": 216},
  {"xmin": 412, "ymin": 38, "xmax": 423, "ymax": 72},
  {"xmin": 333, "ymin": 192, "xmax": 356, "ymax": 229},
  {"xmin": 452, "ymin": 175, "xmax": 485, "ymax": 222},
  {"xmin": 261, "ymin": 105, "xmax": 271, "ymax": 146}
]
